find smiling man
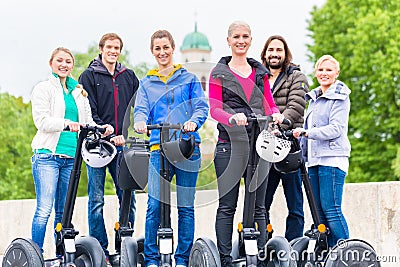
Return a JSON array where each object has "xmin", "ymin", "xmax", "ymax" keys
[
  {"xmin": 260, "ymin": 35, "xmax": 309, "ymax": 243},
  {"xmin": 78, "ymin": 33, "xmax": 139, "ymax": 262}
]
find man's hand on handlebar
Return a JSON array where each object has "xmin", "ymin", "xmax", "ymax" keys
[
  {"xmin": 271, "ymin": 112, "xmax": 285, "ymax": 124},
  {"xmin": 101, "ymin": 124, "xmax": 114, "ymax": 137},
  {"xmin": 110, "ymin": 135, "xmax": 126, "ymax": 146},
  {"xmin": 134, "ymin": 121, "xmax": 147, "ymax": 134}
]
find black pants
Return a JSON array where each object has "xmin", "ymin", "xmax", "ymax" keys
[{"xmin": 214, "ymin": 141, "xmax": 270, "ymax": 258}]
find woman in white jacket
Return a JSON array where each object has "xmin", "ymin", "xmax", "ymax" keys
[{"xmin": 30, "ymin": 47, "xmax": 113, "ymax": 255}]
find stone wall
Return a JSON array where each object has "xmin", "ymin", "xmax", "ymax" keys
[{"xmin": 0, "ymin": 182, "xmax": 399, "ymax": 266}]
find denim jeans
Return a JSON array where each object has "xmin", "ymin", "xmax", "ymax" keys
[
  {"xmin": 265, "ymin": 167, "xmax": 304, "ymax": 241},
  {"xmin": 214, "ymin": 141, "xmax": 270, "ymax": 260},
  {"xmin": 308, "ymin": 165, "xmax": 349, "ymax": 248},
  {"xmin": 31, "ymin": 153, "xmax": 74, "ymax": 253},
  {"xmin": 144, "ymin": 146, "xmax": 200, "ymax": 267},
  {"xmin": 87, "ymin": 146, "xmax": 136, "ymax": 257}
]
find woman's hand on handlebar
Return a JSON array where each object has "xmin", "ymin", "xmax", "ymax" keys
[
  {"xmin": 292, "ymin": 127, "xmax": 308, "ymax": 138},
  {"xmin": 183, "ymin": 121, "xmax": 197, "ymax": 132},
  {"xmin": 134, "ymin": 121, "xmax": 147, "ymax": 134},
  {"xmin": 229, "ymin": 112, "xmax": 248, "ymax": 126},
  {"xmin": 64, "ymin": 121, "xmax": 84, "ymax": 132}
]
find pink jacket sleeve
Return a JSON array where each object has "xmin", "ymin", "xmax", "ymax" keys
[
  {"xmin": 262, "ymin": 75, "xmax": 280, "ymax": 115},
  {"xmin": 209, "ymin": 74, "xmax": 232, "ymax": 125}
]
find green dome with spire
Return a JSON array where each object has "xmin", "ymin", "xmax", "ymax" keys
[{"xmin": 180, "ymin": 22, "xmax": 212, "ymax": 51}]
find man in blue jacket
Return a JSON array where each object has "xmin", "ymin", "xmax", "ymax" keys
[{"xmin": 78, "ymin": 32, "xmax": 139, "ymax": 261}]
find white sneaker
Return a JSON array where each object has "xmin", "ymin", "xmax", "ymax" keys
[
  {"xmin": 176, "ymin": 265, "xmax": 187, "ymax": 267},
  {"xmin": 147, "ymin": 265, "xmax": 158, "ymax": 267}
]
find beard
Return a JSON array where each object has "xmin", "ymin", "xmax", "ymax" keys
[{"xmin": 267, "ymin": 57, "xmax": 283, "ymax": 69}]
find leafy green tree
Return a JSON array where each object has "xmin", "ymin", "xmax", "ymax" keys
[
  {"xmin": 307, "ymin": 0, "xmax": 400, "ymax": 182},
  {"xmin": 0, "ymin": 93, "xmax": 36, "ymax": 199}
]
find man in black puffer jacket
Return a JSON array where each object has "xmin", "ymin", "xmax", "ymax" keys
[{"xmin": 260, "ymin": 35, "xmax": 309, "ymax": 242}]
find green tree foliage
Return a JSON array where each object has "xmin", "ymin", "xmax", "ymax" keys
[
  {"xmin": 307, "ymin": 0, "xmax": 400, "ymax": 182},
  {"xmin": 0, "ymin": 93, "xmax": 36, "ymax": 199}
]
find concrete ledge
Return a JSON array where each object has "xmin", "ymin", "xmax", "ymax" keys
[{"xmin": 1, "ymin": 181, "xmax": 399, "ymax": 266}]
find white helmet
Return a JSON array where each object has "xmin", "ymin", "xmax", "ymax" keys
[
  {"xmin": 255, "ymin": 130, "xmax": 291, "ymax": 162},
  {"xmin": 82, "ymin": 138, "xmax": 117, "ymax": 168}
]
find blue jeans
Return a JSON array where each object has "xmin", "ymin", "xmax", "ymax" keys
[
  {"xmin": 265, "ymin": 167, "xmax": 304, "ymax": 241},
  {"xmin": 31, "ymin": 153, "xmax": 74, "ymax": 253},
  {"xmin": 87, "ymin": 146, "xmax": 136, "ymax": 257},
  {"xmin": 144, "ymin": 146, "xmax": 200, "ymax": 267},
  {"xmin": 308, "ymin": 165, "xmax": 349, "ymax": 248}
]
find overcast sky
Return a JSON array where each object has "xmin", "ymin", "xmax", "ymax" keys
[{"xmin": 0, "ymin": 0, "xmax": 326, "ymax": 101}]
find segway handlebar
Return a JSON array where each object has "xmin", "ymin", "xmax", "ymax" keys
[
  {"xmin": 63, "ymin": 124, "xmax": 107, "ymax": 134},
  {"xmin": 147, "ymin": 123, "xmax": 182, "ymax": 131},
  {"xmin": 230, "ymin": 114, "xmax": 291, "ymax": 126},
  {"xmin": 279, "ymin": 130, "xmax": 306, "ymax": 138},
  {"xmin": 125, "ymin": 137, "xmax": 150, "ymax": 146}
]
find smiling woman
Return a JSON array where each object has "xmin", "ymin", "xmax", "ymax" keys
[
  {"xmin": 133, "ymin": 29, "xmax": 209, "ymax": 267},
  {"xmin": 292, "ymin": 54, "xmax": 351, "ymax": 249},
  {"xmin": 29, "ymin": 47, "xmax": 112, "ymax": 255}
]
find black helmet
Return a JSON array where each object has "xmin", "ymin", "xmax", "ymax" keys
[
  {"xmin": 273, "ymin": 147, "xmax": 302, "ymax": 174},
  {"xmin": 163, "ymin": 132, "xmax": 196, "ymax": 163}
]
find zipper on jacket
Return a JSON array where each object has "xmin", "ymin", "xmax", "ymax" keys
[
  {"xmin": 112, "ymin": 69, "xmax": 127, "ymax": 136},
  {"xmin": 112, "ymin": 77, "xmax": 119, "ymax": 135}
]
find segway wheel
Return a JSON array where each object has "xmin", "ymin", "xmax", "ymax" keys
[
  {"xmin": 230, "ymin": 239, "xmax": 240, "ymax": 261},
  {"xmin": 136, "ymin": 236, "xmax": 145, "ymax": 267},
  {"xmin": 265, "ymin": 236, "xmax": 296, "ymax": 267},
  {"xmin": 189, "ymin": 237, "xmax": 221, "ymax": 267},
  {"xmin": 246, "ymin": 255, "xmax": 257, "ymax": 267},
  {"xmin": 2, "ymin": 238, "xmax": 44, "ymax": 267},
  {"xmin": 160, "ymin": 253, "xmax": 172, "ymax": 267},
  {"xmin": 74, "ymin": 236, "xmax": 107, "ymax": 267},
  {"xmin": 324, "ymin": 239, "xmax": 381, "ymax": 267},
  {"xmin": 290, "ymin": 236, "xmax": 310, "ymax": 267},
  {"xmin": 120, "ymin": 237, "xmax": 138, "ymax": 267}
]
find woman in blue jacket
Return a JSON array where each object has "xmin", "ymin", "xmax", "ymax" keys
[
  {"xmin": 133, "ymin": 30, "xmax": 209, "ymax": 267},
  {"xmin": 293, "ymin": 54, "xmax": 351, "ymax": 248}
]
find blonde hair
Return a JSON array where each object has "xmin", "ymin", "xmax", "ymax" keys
[
  {"xmin": 228, "ymin": 20, "xmax": 251, "ymax": 37},
  {"xmin": 49, "ymin": 47, "xmax": 74, "ymax": 65},
  {"xmin": 314, "ymin": 55, "xmax": 340, "ymax": 73}
]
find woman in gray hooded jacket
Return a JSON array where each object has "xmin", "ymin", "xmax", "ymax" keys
[{"xmin": 293, "ymin": 54, "xmax": 351, "ymax": 248}]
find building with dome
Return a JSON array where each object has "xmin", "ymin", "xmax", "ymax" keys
[
  {"xmin": 180, "ymin": 22, "xmax": 218, "ymax": 151},
  {"xmin": 180, "ymin": 22, "xmax": 212, "ymax": 92}
]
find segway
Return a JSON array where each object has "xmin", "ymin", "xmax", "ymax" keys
[
  {"xmin": 275, "ymin": 130, "xmax": 380, "ymax": 267},
  {"xmin": 107, "ymin": 137, "xmax": 150, "ymax": 267},
  {"xmin": 144, "ymin": 122, "xmax": 195, "ymax": 267},
  {"xmin": 2, "ymin": 125, "xmax": 108, "ymax": 267},
  {"xmin": 189, "ymin": 114, "xmax": 294, "ymax": 267}
]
